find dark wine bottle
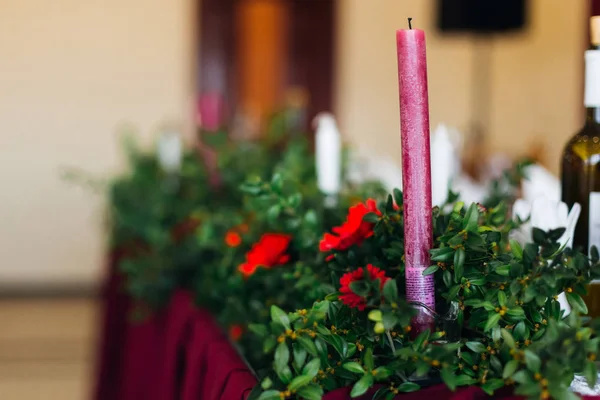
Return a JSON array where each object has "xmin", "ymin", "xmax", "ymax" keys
[{"xmin": 561, "ymin": 16, "xmax": 600, "ymax": 316}]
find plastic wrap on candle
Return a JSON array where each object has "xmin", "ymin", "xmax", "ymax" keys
[{"xmin": 396, "ymin": 27, "xmax": 435, "ymax": 315}]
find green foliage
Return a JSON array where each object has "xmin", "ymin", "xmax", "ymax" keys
[
  {"xmin": 91, "ymin": 126, "xmax": 600, "ymax": 400},
  {"xmin": 251, "ymin": 190, "xmax": 600, "ymax": 400}
]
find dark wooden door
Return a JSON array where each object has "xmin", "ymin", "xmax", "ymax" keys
[{"xmin": 197, "ymin": 0, "xmax": 336, "ymax": 131}]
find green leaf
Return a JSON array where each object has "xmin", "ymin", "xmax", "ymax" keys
[
  {"xmin": 513, "ymin": 321, "xmax": 527, "ymax": 340},
  {"xmin": 383, "ymin": 279, "xmax": 399, "ymax": 302},
  {"xmin": 507, "ymin": 307, "xmax": 525, "ymax": 319},
  {"xmin": 463, "ymin": 203, "xmax": 480, "ymax": 233},
  {"xmin": 261, "ymin": 377, "xmax": 273, "ymax": 390},
  {"xmin": 364, "ymin": 347, "xmax": 374, "ymax": 371},
  {"xmin": 293, "ymin": 344, "xmax": 307, "ymax": 371},
  {"xmin": 492, "ymin": 327, "xmax": 502, "ymax": 342},
  {"xmin": 397, "ymin": 382, "xmax": 420, "ymax": 392},
  {"xmin": 481, "ymin": 378, "xmax": 505, "ymax": 395},
  {"xmin": 524, "ymin": 350, "xmax": 541, "ymax": 372},
  {"xmin": 448, "ymin": 284, "xmax": 461, "ymax": 300},
  {"xmin": 382, "ymin": 313, "xmax": 398, "ymax": 330},
  {"xmin": 349, "ymin": 281, "xmax": 370, "ymax": 297},
  {"xmin": 443, "ymin": 270, "xmax": 453, "ymax": 287},
  {"xmin": 297, "ymin": 336, "xmax": 318, "ymax": 356},
  {"xmin": 431, "ymin": 247, "xmax": 455, "ymax": 262},
  {"xmin": 249, "ymin": 324, "xmax": 268, "ymax": 337},
  {"xmin": 466, "ymin": 341, "xmax": 487, "ymax": 353},
  {"xmin": 372, "ymin": 367, "xmax": 394, "ymax": 379},
  {"xmin": 271, "ymin": 306, "xmax": 290, "ymax": 330},
  {"xmin": 532, "ymin": 228, "xmax": 546, "ymax": 244},
  {"xmin": 263, "ymin": 336, "xmax": 276, "ymax": 353},
  {"xmin": 455, "ymin": 375, "xmax": 477, "ymax": 386},
  {"xmin": 501, "ymin": 328, "xmax": 516, "ymax": 348},
  {"xmin": 302, "ymin": 358, "xmax": 321, "ymax": 379},
  {"xmin": 412, "ymin": 329, "xmax": 430, "ymax": 352},
  {"xmin": 512, "ymin": 370, "xmax": 531, "ymax": 385},
  {"xmin": 350, "ymin": 375, "xmax": 374, "ymax": 398},
  {"xmin": 279, "ymin": 366, "xmax": 293, "ymax": 384},
  {"xmin": 498, "ymin": 290, "xmax": 507, "ymax": 307},
  {"xmin": 267, "ymin": 204, "xmax": 281, "ymax": 221},
  {"xmin": 502, "ymin": 359, "xmax": 519, "ymax": 379},
  {"xmin": 288, "ymin": 375, "xmax": 312, "ymax": 391},
  {"xmin": 343, "ymin": 362, "xmax": 365, "ymax": 374},
  {"xmin": 257, "ymin": 390, "xmax": 281, "ymax": 400},
  {"xmin": 440, "ymin": 367, "xmax": 456, "ymax": 391},
  {"xmin": 296, "ymin": 384, "xmax": 324, "ymax": 400},
  {"xmin": 363, "ymin": 212, "xmax": 380, "ymax": 223},
  {"xmin": 461, "ymin": 352, "xmax": 474, "ymax": 365},
  {"xmin": 347, "ymin": 343, "xmax": 357, "ymax": 358},
  {"xmin": 454, "ymin": 248, "xmax": 465, "ymax": 282},
  {"xmin": 567, "ymin": 293, "xmax": 589, "ymax": 314},
  {"xmin": 585, "ymin": 361, "xmax": 598, "ymax": 388},
  {"xmin": 274, "ymin": 343, "xmax": 290, "ymax": 380},
  {"xmin": 510, "ymin": 240, "xmax": 523, "ymax": 260},
  {"xmin": 324, "ymin": 292, "xmax": 339, "ymax": 301},
  {"xmin": 484, "ymin": 312, "xmax": 502, "ymax": 332},
  {"xmin": 495, "ymin": 264, "xmax": 510, "ymax": 276},
  {"xmin": 368, "ymin": 310, "xmax": 383, "ymax": 322},
  {"xmin": 423, "ymin": 265, "xmax": 439, "ymax": 276}
]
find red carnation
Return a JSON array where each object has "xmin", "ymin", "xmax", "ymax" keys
[
  {"xmin": 238, "ymin": 233, "xmax": 292, "ymax": 278},
  {"xmin": 339, "ymin": 264, "xmax": 390, "ymax": 311},
  {"xmin": 319, "ymin": 199, "xmax": 381, "ymax": 252}
]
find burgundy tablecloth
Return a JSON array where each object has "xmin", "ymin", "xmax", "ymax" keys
[
  {"xmin": 93, "ymin": 251, "xmax": 257, "ymax": 400},
  {"xmin": 94, "ymin": 254, "xmax": 600, "ymax": 400},
  {"xmin": 93, "ymin": 250, "xmax": 131, "ymax": 400}
]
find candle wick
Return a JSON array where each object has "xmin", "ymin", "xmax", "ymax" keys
[{"xmin": 408, "ymin": 17, "xmax": 413, "ymax": 29}]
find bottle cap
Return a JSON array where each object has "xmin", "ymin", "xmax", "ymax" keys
[{"xmin": 591, "ymin": 16, "xmax": 600, "ymax": 46}]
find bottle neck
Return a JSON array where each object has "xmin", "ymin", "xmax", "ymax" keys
[{"xmin": 587, "ymin": 107, "xmax": 600, "ymax": 124}]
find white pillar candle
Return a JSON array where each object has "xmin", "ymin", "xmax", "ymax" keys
[
  {"xmin": 157, "ymin": 131, "xmax": 183, "ymax": 174},
  {"xmin": 314, "ymin": 113, "xmax": 342, "ymax": 199}
]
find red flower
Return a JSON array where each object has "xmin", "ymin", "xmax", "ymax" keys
[
  {"xmin": 238, "ymin": 233, "xmax": 292, "ymax": 278},
  {"xmin": 339, "ymin": 264, "xmax": 390, "ymax": 311},
  {"xmin": 225, "ymin": 231, "xmax": 242, "ymax": 247},
  {"xmin": 229, "ymin": 325, "xmax": 244, "ymax": 341},
  {"xmin": 319, "ymin": 199, "xmax": 381, "ymax": 252}
]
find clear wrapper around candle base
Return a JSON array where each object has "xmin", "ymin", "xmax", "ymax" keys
[
  {"xmin": 571, "ymin": 372, "xmax": 600, "ymax": 395},
  {"xmin": 403, "ymin": 302, "xmax": 461, "ymax": 386}
]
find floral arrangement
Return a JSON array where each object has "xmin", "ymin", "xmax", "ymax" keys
[
  {"xmin": 248, "ymin": 187, "xmax": 600, "ymax": 400},
  {"xmin": 81, "ymin": 112, "xmax": 595, "ymax": 399},
  {"xmin": 78, "ymin": 116, "xmax": 387, "ymax": 368}
]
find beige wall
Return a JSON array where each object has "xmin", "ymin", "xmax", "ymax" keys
[
  {"xmin": 336, "ymin": 0, "xmax": 587, "ymax": 174},
  {"xmin": 0, "ymin": 0, "xmax": 196, "ymax": 288},
  {"xmin": 0, "ymin": 0, "xmax": 588, "ymax": 287}
]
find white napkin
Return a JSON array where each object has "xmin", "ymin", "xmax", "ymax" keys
[{"xmin": 522, "ymin": 164, "xmax": 561, "ymax": 204}]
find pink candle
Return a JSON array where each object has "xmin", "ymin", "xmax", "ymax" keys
[{"xmin": 396, "ymin": 22, "xmax": 435, "ymax": 323}]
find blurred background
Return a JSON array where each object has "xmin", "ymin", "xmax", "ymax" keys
[{"xmin": 0, "ymin": 0, "xmax": 595, "ymax": 398}]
